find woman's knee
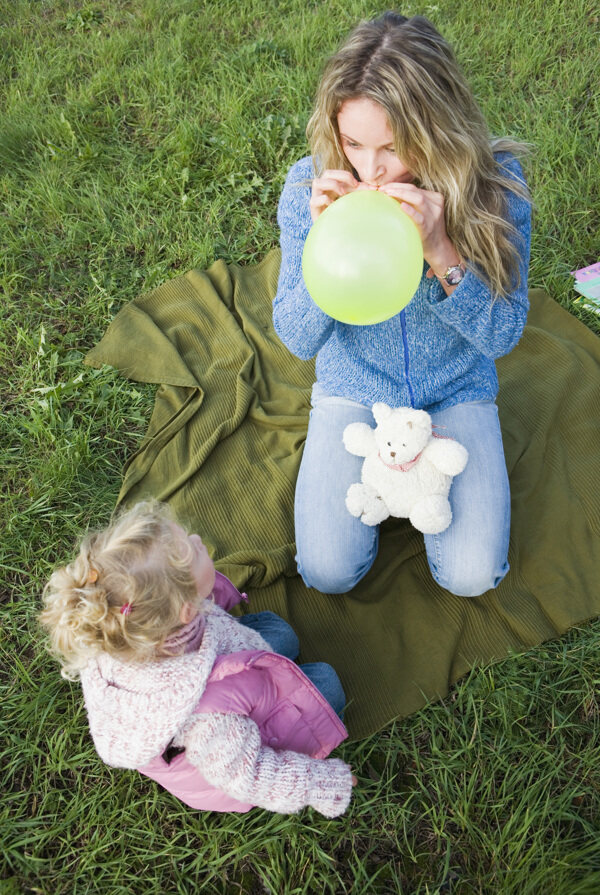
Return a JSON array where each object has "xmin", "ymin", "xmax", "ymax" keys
[
  {"xmin": 430, "ymin": 558, "xmax": 509, "ymax": 598},
  {"xmin": 296, "ymin": 549, "xmax": 374, "ymax": 595}
]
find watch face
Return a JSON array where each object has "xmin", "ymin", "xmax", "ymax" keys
[{"xmin": 446, "ymin": 265, "xmax": 465, "ymax": 285}]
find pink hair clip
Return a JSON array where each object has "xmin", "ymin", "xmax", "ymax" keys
[{"xmin": 120, "ymin": 602, "xmax": 133, "ymax": 616}]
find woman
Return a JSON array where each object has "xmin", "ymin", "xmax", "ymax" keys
[{"xmin": 273, "ymin": 12, "xmax": 531, "ymax": 597}]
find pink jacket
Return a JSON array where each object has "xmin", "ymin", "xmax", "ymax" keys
[{"xmin": 138, "ymin": 573, "xmax": 348, "ymax": 812}]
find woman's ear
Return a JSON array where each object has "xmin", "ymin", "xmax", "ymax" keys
[{"xmin": 179, "ymin": 601, "xmax": 198, "ymax": 625}]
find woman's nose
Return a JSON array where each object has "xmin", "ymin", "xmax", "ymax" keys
[{"xmin": 363, "ymin": 152, "xmax": 384, "ymax": 184}]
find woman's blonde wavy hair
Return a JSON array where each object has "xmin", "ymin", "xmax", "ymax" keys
[
  {"xmin": 40, "ymin": 501, "xmax": 202, "ymax": 680},
  {"xmin": 307, "ymin": 12, "xmax": 530, "ymax": 298}
]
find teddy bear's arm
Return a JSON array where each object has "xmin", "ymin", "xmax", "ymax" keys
[
  {"xmin": 342, "ymin": 422, "xmax": 376, "ymax": 457},
  {"xmin": 422, "ymin": 438, "xmax": 469, "ymax": 476}
]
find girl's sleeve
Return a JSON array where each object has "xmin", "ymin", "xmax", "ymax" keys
[
  {"xmin": 424, "ymin": 155, "xmax": 532, "ymax": 359},
  {"xmin": 180, "ymin": 711, "xmax": 353, "ymax": 818},
  {"xmin": 272, "ymin": 159, "xmax": 335, "ymax": 360}
]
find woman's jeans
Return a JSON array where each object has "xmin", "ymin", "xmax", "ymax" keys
[
  {"xmin": 294, "ymin": 383, "xmax": 511, "ymax": 598},
  {"xmin": 238, "ymin": 611, "xmax": 346, "ymax": 717}
]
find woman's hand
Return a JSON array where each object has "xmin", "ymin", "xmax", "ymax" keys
[
  {"xmin": 310, "ymin": 170, "xmax": 358, "ymax": 222},
  {"xmin": 378, "ymin": 182, "xmax": 462, "ymax": 286}
]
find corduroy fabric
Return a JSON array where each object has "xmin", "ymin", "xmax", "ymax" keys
[{"xmin": 86, "ymin": 251, "xmax": 600, "ymax": 739}]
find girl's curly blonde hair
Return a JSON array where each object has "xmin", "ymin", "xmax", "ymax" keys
[
  {"xmin": 40, "ymin": 501, "xmax": 203, "ymax": 680},
  {"xmin": 307, "ymin": 12, "xmax": 530, "ymax": 298}
]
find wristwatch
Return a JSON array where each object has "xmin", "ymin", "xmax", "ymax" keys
[{"xmin": 437, "ymin": 263, "xmax": 466, "ymax": 286}]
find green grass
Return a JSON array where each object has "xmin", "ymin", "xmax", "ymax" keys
[{"xmin": 1, "ymin": 0, "xmax": 599, "ymax": 892}]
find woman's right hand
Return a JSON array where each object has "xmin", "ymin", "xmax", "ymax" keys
[{"xmin": 310, "ymin": 169, "xmax": 358, "ymax": 222}]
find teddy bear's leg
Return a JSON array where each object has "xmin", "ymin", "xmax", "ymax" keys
[
  {"xmin": 361, "ymin": 495, "xmax": 390, "ymax": 527},
  {"xmin": 346, "ymin": 483, "xmax": 390, "ymax": 526},
  {"xmin": 409, "ymin": 494, "xmax": 452, "ymax": 535},
  {"xmin": 345, "ymin": 482, "xmax": 369, "ymax": 517}
]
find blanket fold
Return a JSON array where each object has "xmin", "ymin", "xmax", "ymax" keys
[{"xmin": 86, "ymin": 250, "xmax": 600, "ymax": 738}]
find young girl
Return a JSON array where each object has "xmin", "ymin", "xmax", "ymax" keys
[
  {"xmin": 273, "ymin": 12, "xmax": 532, "ymax": 598},
  {"xmin": 40, "ymin": 501, "xmax": 355, "ymax": 817}
]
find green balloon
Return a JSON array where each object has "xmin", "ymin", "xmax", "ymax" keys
[{"xmin": 302, "ymin": 189, "xmax": 423, "ymax": 325}]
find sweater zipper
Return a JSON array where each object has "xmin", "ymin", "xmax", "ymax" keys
[{"xmin": 400, "ymin": 310, "xmax": 415, "ymax": 408}]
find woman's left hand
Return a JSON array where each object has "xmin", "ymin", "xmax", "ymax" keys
[{"xmin": 377, "ymin": 182, "xmax": 461, "ymax": 281}]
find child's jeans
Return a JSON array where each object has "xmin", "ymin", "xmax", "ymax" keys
[
  {"xmin": 294, "ymin": 383, "xmax": 511, "ymax": 598},
  {"xmin": 238, "ymin": 611, "xmax": 346, "ymax": 717}
]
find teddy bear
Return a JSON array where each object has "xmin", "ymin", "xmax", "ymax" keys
[{"xmin": 343, "ymin": 403, "xmax": 468, "ymax": 534}]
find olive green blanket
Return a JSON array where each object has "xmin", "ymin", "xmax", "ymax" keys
[{"xmin": 85, "ymin": 250, "xmax": 600, "ymax": 739}]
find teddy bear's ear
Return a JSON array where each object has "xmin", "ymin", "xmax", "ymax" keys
[
  {"xmin": 407, "ymin": 409, "xmax": 432, "ymax": 430},
  {"xmin": 372, "ymin": 403, "xmax": 392, "ymax": 424}
]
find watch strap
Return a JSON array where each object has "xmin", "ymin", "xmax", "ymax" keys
[{"xmin": 438, "ymin": 263, "xmax": 466, "ymax": 286}]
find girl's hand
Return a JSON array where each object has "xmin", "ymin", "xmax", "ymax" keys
[
  {"xmin": 310, "ymin": 170, "xmax": 358, "ymax": 222},
  {"xmin": 378, "ymin": 182, "xmax": 461, "ymax": 282}
]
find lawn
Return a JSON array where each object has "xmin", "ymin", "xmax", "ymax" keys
[{"xmin": 1, "ymin": 0, "xmax": 600, "ymax": 892}]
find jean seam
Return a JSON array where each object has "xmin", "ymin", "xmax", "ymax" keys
[{"xmin": 429, "ymin": 531, "xmax": 443, "ymax": 585}]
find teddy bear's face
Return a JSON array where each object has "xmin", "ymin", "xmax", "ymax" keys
[{"xmin": 373, "ymin": 408, "xmax": 431, "ymax": 465}]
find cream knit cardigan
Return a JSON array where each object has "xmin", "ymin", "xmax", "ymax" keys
[{"xmin": 80, "ymin": 602, "xmax": 353, "ymax": 817}]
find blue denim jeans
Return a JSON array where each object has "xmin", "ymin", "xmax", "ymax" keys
[
  {"xmin": 295, "ymin": 383, "xmax": 511, "ymax": 598},
  {"xmin": 238, "ymin": 611, "xmax": 346, "ymax": 717}
]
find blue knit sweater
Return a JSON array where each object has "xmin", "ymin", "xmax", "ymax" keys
[{"xmin": 273, "ymin": 154, "xmax": 531, "ymax": 411}]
